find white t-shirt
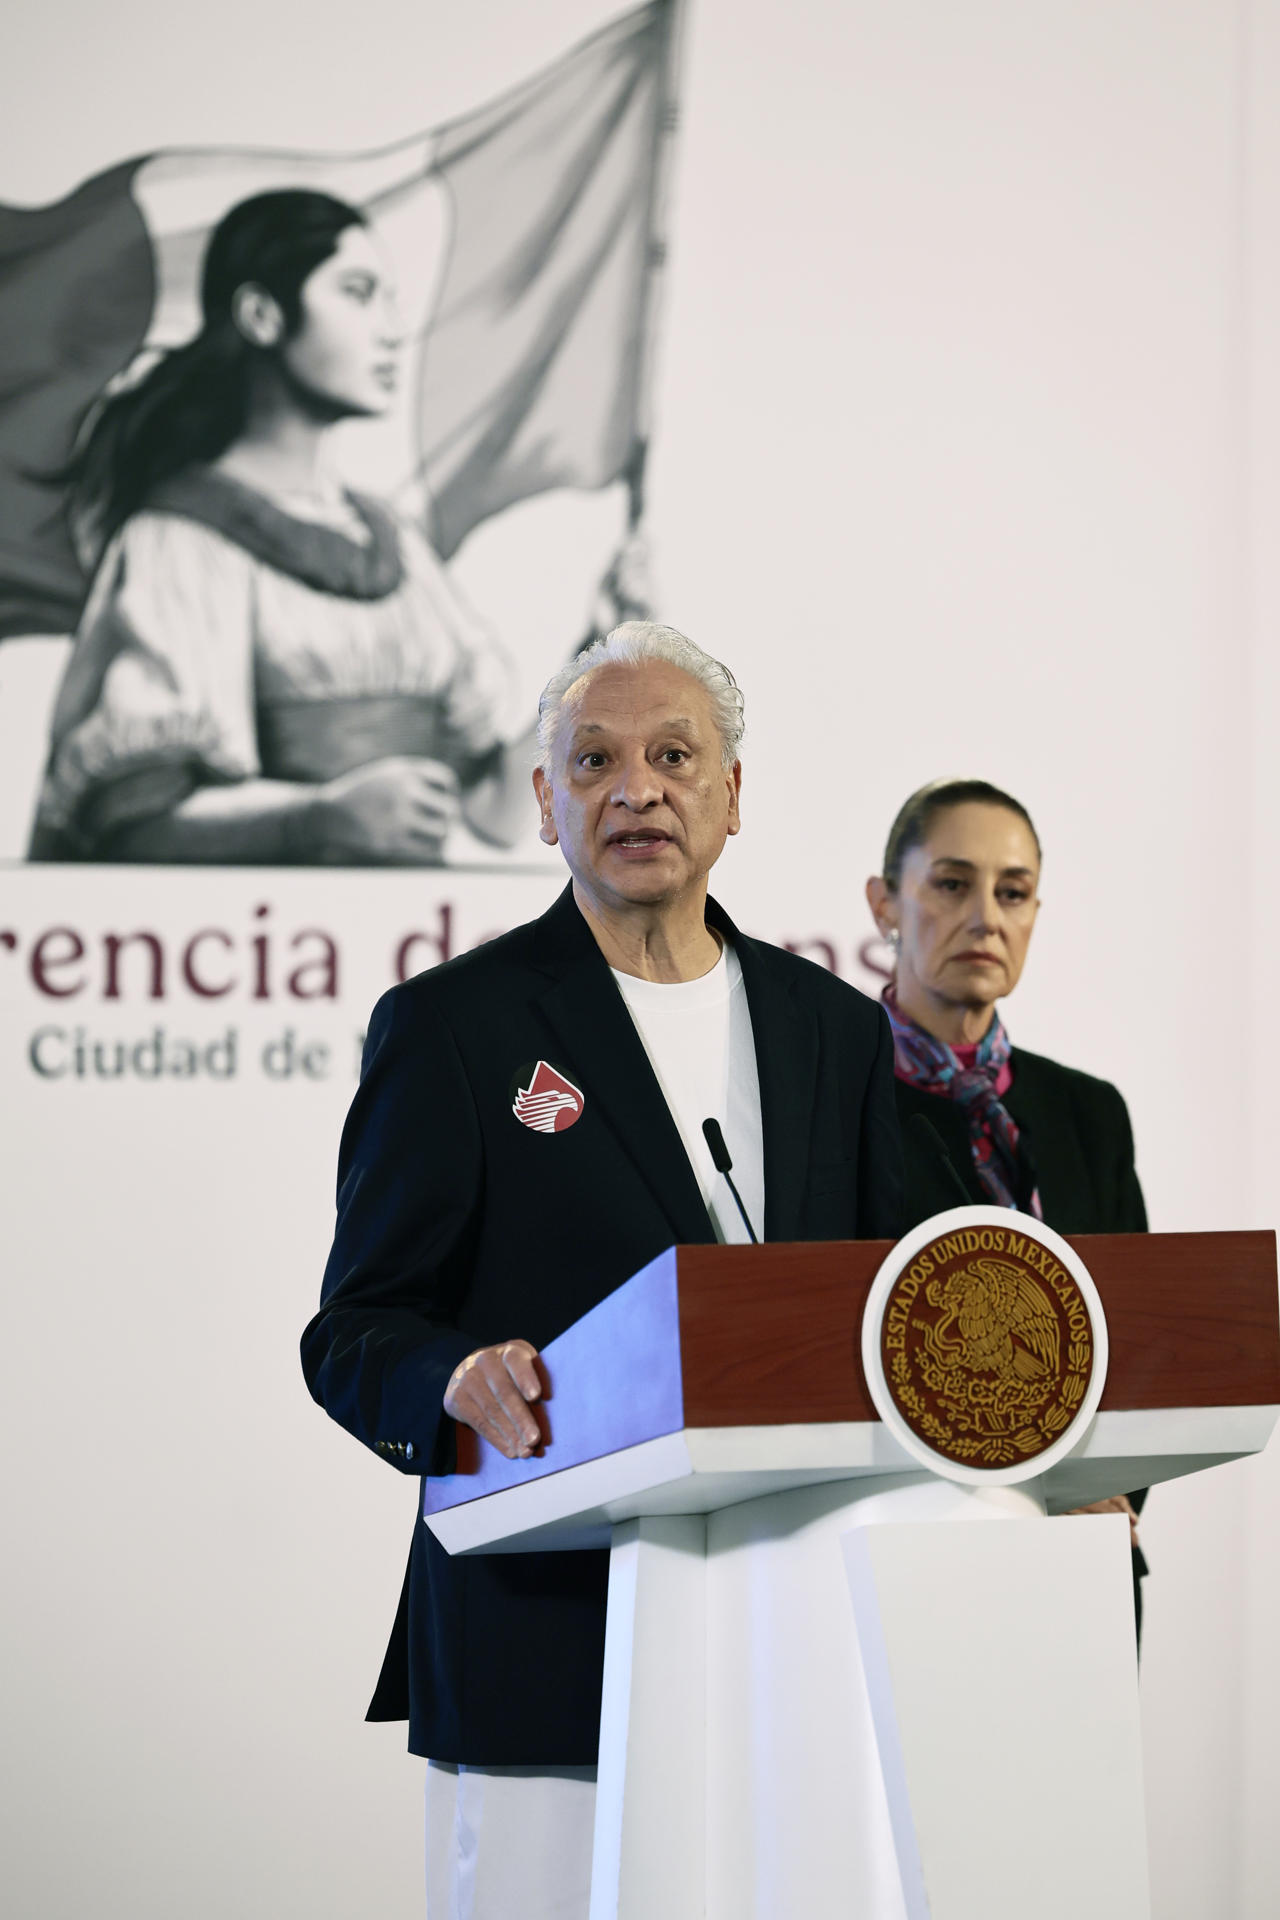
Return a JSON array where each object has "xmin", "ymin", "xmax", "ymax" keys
[{"xmin": 611, "ymin": 940, "xmax": 765, "ymax": 1244}]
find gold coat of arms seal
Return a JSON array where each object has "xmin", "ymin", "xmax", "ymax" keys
[{"xmin": 862, "ymin": 1207, "xmax": 1109, "ymax": 1486}]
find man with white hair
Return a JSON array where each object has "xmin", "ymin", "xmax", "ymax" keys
[{"xmin": 302, "ymin": 622, "xmax": 903, "ymax": 1917}]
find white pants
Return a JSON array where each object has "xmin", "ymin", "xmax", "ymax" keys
[{"xmin": 425, "ymin": 1761, "xmax": 597, "ymax": 1920}]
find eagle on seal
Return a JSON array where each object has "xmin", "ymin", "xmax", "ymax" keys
[{"xmin": 923, "ymin": 1257, "xmax": 1060, "ymax": 1384}]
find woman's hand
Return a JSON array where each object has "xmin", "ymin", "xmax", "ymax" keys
[
  {"xmin": 310, "ymin": 756, "xmax": 462, "ymax": 863},
  {"xmin": 1067, "ymin": 1494, "xmax": 1141, "ymax": 1548}
]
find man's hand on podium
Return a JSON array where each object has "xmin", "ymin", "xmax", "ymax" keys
[
  {"xmin": 1067, "ymin": 1494, "xmax": 1141, "ymax": 1548},
  {"xmin": 445, "ymin": 1340, "xmax": 544, "ymax": 1460}
]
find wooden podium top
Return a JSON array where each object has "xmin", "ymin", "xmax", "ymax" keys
[
  {"xmin": 673, "ymin": 1230, "xmax": 1280, "ymax": 1427},
  {"xmin": 425, "ymin": 1230, "xmax": 1279, "ymax": 1549}
]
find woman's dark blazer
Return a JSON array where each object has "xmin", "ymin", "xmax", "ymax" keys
[
  {"xmin": 893, "ymin": 1046, "xmax": 1150, "ymax": 1620},
  {"xmin": 895, "ymin": 1047, "xmax": 1146, "ymax": 1236}
]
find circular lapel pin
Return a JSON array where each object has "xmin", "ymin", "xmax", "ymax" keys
[{"xmin": 510, "ymin": 1058, "xmax": 585, "ymax": 1134}]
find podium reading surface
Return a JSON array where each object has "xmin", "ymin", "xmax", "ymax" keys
[{"xmin": 424, "ymin": 1232, "xmax": 1279, "ymax": 1920}]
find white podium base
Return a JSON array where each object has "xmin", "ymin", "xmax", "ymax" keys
[{"xmin": 589, "ymin": 1474, "xmax": 1149, "ymax": 1920}]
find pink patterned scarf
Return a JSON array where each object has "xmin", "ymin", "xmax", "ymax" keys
[{"xmin": 881, "ymin": 985, "xmax": 1042, "ymax": 1217}]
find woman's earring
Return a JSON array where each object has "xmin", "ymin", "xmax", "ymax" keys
[{"xmin": 885, "ymin": 928, "xmax": 900, "ymax": 952}]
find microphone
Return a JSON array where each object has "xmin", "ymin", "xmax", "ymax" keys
[
  {"xmin": 904, "ymin": 1113, "xmax": 974, "ymax": 1210},
  {"xmin": 701, "ymin": 1117, "xmax": 759, "ymax": 1244}
]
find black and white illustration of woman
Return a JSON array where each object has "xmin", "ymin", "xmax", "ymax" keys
[{"xmin": 30, "ymin": 189, "xmax": 552, "ymax": 865}]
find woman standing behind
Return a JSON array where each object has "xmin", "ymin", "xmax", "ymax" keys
[{"xmin": 865, "ymin": 777, "xmax": 1148, "ymax": 1627}]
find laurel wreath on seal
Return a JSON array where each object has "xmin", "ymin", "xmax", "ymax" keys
[{"xmin": 889, "ymin": 1345, "xmax": 1089, "ymax": 1466}]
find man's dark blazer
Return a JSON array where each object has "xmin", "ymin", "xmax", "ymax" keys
[
  {"xmin": 893, "ymin": 1045, "xmax": 1150, "ymax": 1624},
  {"xmin": 301, "ymin": 884, "xmax": 903, "ymax": 1764}
]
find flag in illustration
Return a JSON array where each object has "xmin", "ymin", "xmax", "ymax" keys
[{"xmin": 0, "ymin": 0, "xmax": 681, "ymax": 640}]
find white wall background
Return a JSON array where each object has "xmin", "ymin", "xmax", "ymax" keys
[{"xmin": 1, "ymin": 2, "xmax": 1276, "ymax": 1915}]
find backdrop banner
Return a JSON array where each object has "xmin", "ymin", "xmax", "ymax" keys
[{"xmin": 1, "ymin": 3, "xmax": 1275, "ymax": 1918}]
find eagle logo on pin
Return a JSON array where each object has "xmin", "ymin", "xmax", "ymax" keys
[{"xmin": 510, "ymin": 1059, "xmax": 585, "ymax": 1134}]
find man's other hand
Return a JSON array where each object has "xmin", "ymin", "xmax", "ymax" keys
[{"xmin": 444, "ymin": 1340, "xmax": 544, "ymax": 1459}]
